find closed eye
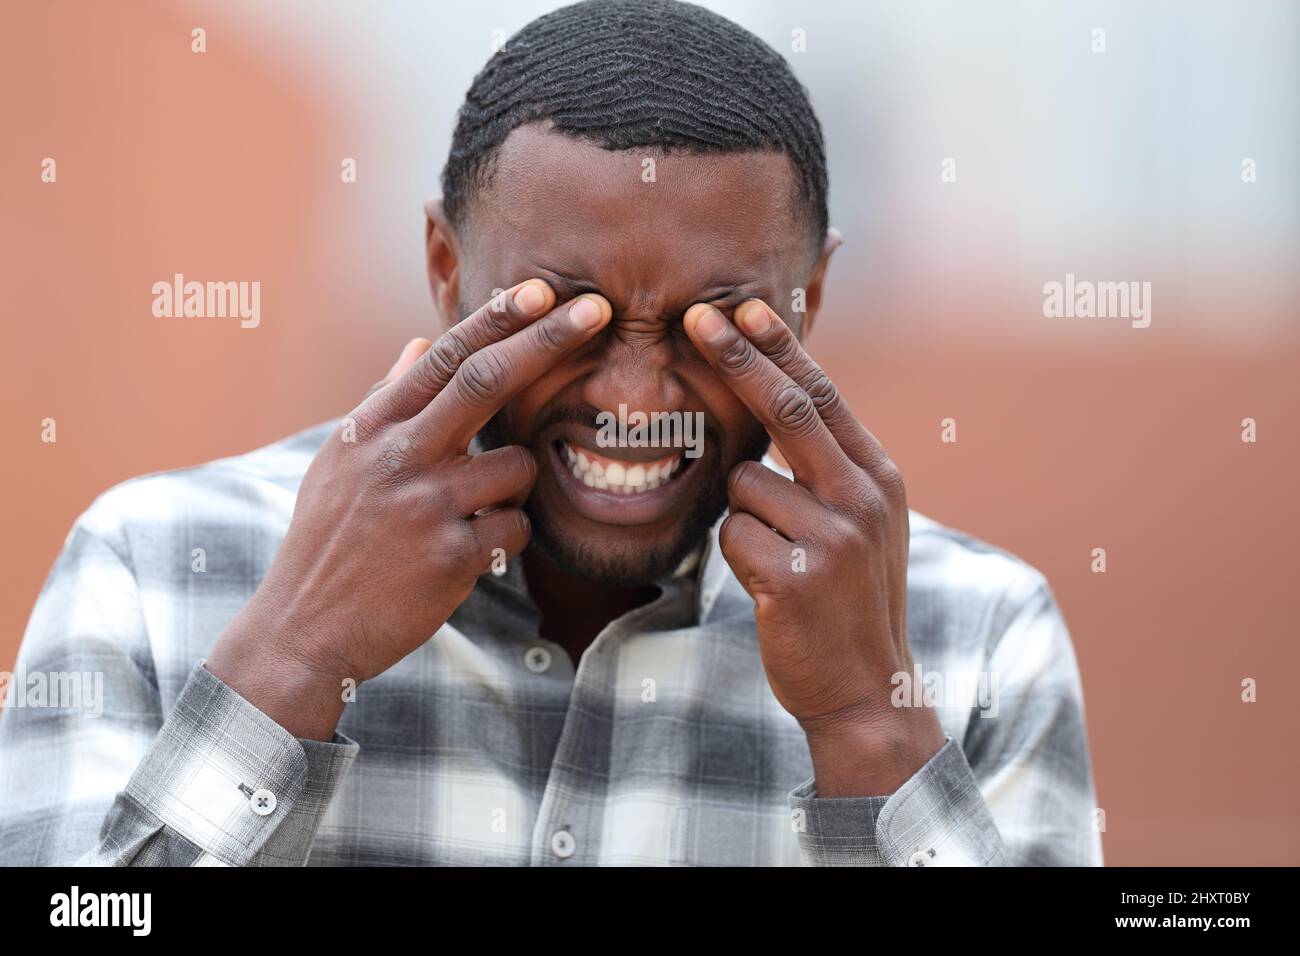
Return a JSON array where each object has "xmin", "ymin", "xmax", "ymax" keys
[
  {"xmin": 688, "ymin": 288, "xmax": 765, "ymax": 319},
  {"xmin": 534, "ymin": 268, "xmax": 764, "ymax": 319},
  {"xmin": 701, "ymin": 291, "xmax": 749, "ymax": 311},
  {"xmin": 534, "ymin": 269, "xmax": 601, "ymax": 303}
]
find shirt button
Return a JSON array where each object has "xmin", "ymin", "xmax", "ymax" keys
[
  {"xmin": 249, "ymin": 789, "xmax": 277, "ymax": 816},
  {"xmin": 524, "ymin": 646, "xmax": 552, "ymax": 673},
  {"xmin": 550, "ymin": 829, "xmax": 576, "ymax": 859},
  {"xmin": 908, "ymin": 849, "xmax": 933, "ymax": 867}
]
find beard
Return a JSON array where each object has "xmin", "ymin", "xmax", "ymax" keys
[{"xmin": 476, "ymin": 402, "xmax": 770, "ymax": 587}]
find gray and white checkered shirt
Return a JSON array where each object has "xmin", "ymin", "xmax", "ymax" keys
[{"xmin": 0, "ymin": 421, "xmax": 1102, "ymax": 866}]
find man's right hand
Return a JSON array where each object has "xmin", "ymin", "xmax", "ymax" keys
[{"xmin": 205, "ymin": 280, "xmax": 612, "ymax": 739}]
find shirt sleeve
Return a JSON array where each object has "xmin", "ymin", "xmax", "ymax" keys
[
  {"xmin": 0, "ymin": 509, "xmax": 359, "ymax": 867},
  {"xmin": 788, "ymin": 579, "xmax": 1103, "ymax": 867}
]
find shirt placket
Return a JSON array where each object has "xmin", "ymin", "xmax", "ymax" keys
[
  {"xmin": 527, "ymin": 576, "xmax": 695, "ymax": 866},
  {"xmin": 528, "ymin": 635, "xmax": 613, "ymax": 866}
]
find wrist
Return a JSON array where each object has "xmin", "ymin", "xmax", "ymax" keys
[
  {"xmin": 803, "ymin": 706, "xmax": 945, "ymax": 798},
  {"xmin": 207, "ymin": 605, "xmax": 350, "ymax": 742}
]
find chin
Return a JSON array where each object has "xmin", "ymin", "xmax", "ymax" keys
[{"xmin": 526, "ymin": 503, "xmax": 715, "ymax": 587}]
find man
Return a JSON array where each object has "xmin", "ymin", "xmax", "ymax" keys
[{"xmin": 0, "ymin": 0, "xmax": 1101, "ymax": 866}]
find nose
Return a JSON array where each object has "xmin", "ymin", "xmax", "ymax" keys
[{"xmin": 580, "ymin": 315, "xmax": 686, "ymax": 416}]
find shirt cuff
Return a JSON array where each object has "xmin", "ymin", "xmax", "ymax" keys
[
  {"xmin": 789, "ymin": 735, "xmax": 1007, "ymax": 867},
  {"xmin": 108, "ymin": 659, "xmax": 359, "ymax": 866}
]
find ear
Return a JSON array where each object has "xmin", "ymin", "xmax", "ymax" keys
[
  {"xmin": 424, "ymin": 197, "xmax": 461, "ymax": 333},
  {"xmin": 796, "ymin": 226, "xmax": 842, "ymax": 342}
]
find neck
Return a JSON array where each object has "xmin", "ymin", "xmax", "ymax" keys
[{"xmin": 522, "ymin": 546, "xmax": 660, "ymax": 664}]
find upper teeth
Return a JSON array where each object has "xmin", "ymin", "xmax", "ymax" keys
[{"xmin": 562, "ymin": 440, "xmax": 682, "ymax": 494}]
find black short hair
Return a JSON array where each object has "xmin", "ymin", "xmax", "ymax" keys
[{"xmin": 440, "ymin": 0, "xmax": 828, "ymax": 246}]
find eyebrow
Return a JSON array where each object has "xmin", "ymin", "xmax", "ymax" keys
[
  {"xmin": 535, "ymin": 267, "xmax": 763, "ymax": 308},
  {"xmin": 535, "ymin": 269, "xmax": 600, "ymax": 299}
]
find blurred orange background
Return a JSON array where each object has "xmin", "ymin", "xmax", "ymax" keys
[{"xmin": 2, "ymin": 1, "xmax": 1296, "ymax": 864}]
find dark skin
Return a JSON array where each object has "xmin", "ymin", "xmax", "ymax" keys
[
  {"xmin": 207, "ymin": 123, "xmax": 944, "ymax": 797},
  {"xmin": 437, "ymin": 125, "xmax": 820, "ymax": 659},
  {"xmin": 525, "ymin": 555, "xmax": 656, "ymax": 658}
]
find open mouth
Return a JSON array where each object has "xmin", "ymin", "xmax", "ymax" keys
[{"xmin": 554, "ymin": 439, "xmax": 692, "ymax": 495}]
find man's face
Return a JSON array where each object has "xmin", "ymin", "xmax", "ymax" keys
[{"xmin": 444, "ymin": 124, "xmax": 824, "ymax": 586}]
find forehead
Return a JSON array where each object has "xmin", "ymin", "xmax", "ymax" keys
[{"xmin": 465, "ymin": 123, "xmax": 810, "ymax": 295}]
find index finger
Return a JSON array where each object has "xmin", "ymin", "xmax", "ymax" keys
[
  {"xmin": 411, "ymin": 292, "xmax": 612, "ymax": 450},
  {"xmin": 684, "ymin": 302, "xmax": 848, "ymax": 489},
  {"xmin": 731, "ymin": 299, "xmax": 886, "ymax": 471},
  {"xmin": 361, "ymin": 278, "xmax": 556, "ymax": 426}
]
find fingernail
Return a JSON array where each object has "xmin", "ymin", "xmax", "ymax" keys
[
  {"xmin": 569, "ymin": 295, "xmax": 608, "ymax": 331},
  {"xmin": 737, "ymin": 300, "xmax": 772, "ymax": 336},
  {"xmin": 689, "ymin": 304, "xmax": 727, "ymax": 343},
  {"xmin": 513, "ymin": 281, "xmax": 547, "ymax": 316}
]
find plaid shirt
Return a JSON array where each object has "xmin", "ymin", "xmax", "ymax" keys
[{"xmin": 0, "ymin": 421, "xmax": 1102, "ymax": 866}]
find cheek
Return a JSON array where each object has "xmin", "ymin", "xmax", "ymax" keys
[
  {"xmin": 675, "ymin": 356, "xmax": 763, "ymax": 459},
  {"xmin": 501, "ymin": 361, "xmax": 586, "ymax": 438},
  {"xmin": 498, "ymin": 387, "xmax": 546, "ymax": 441}
]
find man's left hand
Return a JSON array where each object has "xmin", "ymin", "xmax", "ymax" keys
[{"xmin": 685, "ymin": 299, "xmax": 945, "ymax": 797}]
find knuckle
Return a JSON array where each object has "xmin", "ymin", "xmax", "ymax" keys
[
  {"xmin": 875, "ymin": 459, "xmax": 906, "ymax": 502},
  {"xmin": 753, "ymin": 590, "xmax": 785, "ymax": 617},
  {"xmin": 426, "ymin": 331, "xmax": 470, "ymax": 384},
  {"xmin": 480, "ymin": 304, "xmax": 515, "ymax": 339},
  {"xmin": 717, "ymin": 336, "xmax": 757, "ymax": 375},
  {"xmin": 802, "ymin": 371, "xmax": 841, "ymax": 414},
  {"xmin": 768, "ymin": 333, "xmax": 802, "ymax": 368},
  {"xmin": 771, "ymin": 384, "xmax": 818, "ymax": 434},
  {"xmin": 530, "ymin": 314, "xmax": 571, "ymax": 353},
  {"xmin": 343, "ymin": 407, "xmax": 381, "ymax": 444},
  {"xmin": 849, "ymin": 486, "xmax": 890, "ymax": 535},
  {"xmin": 392, "ymin": 478, "xmax": 435, "ymax": 513},
  {"xmin": 373, "ymin": 431, "xmax": 415, "ymax": 479},
  {"xmin": 441, "ymin": 522, "xmax": 481, "ymax": 567},
  {"xmin": 457, "ymin": 349, "xmax": 509, "ymax": 403},
  {"xmin": 822, "ymin": 513, "xmax": 866, "ymax": 554}
]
